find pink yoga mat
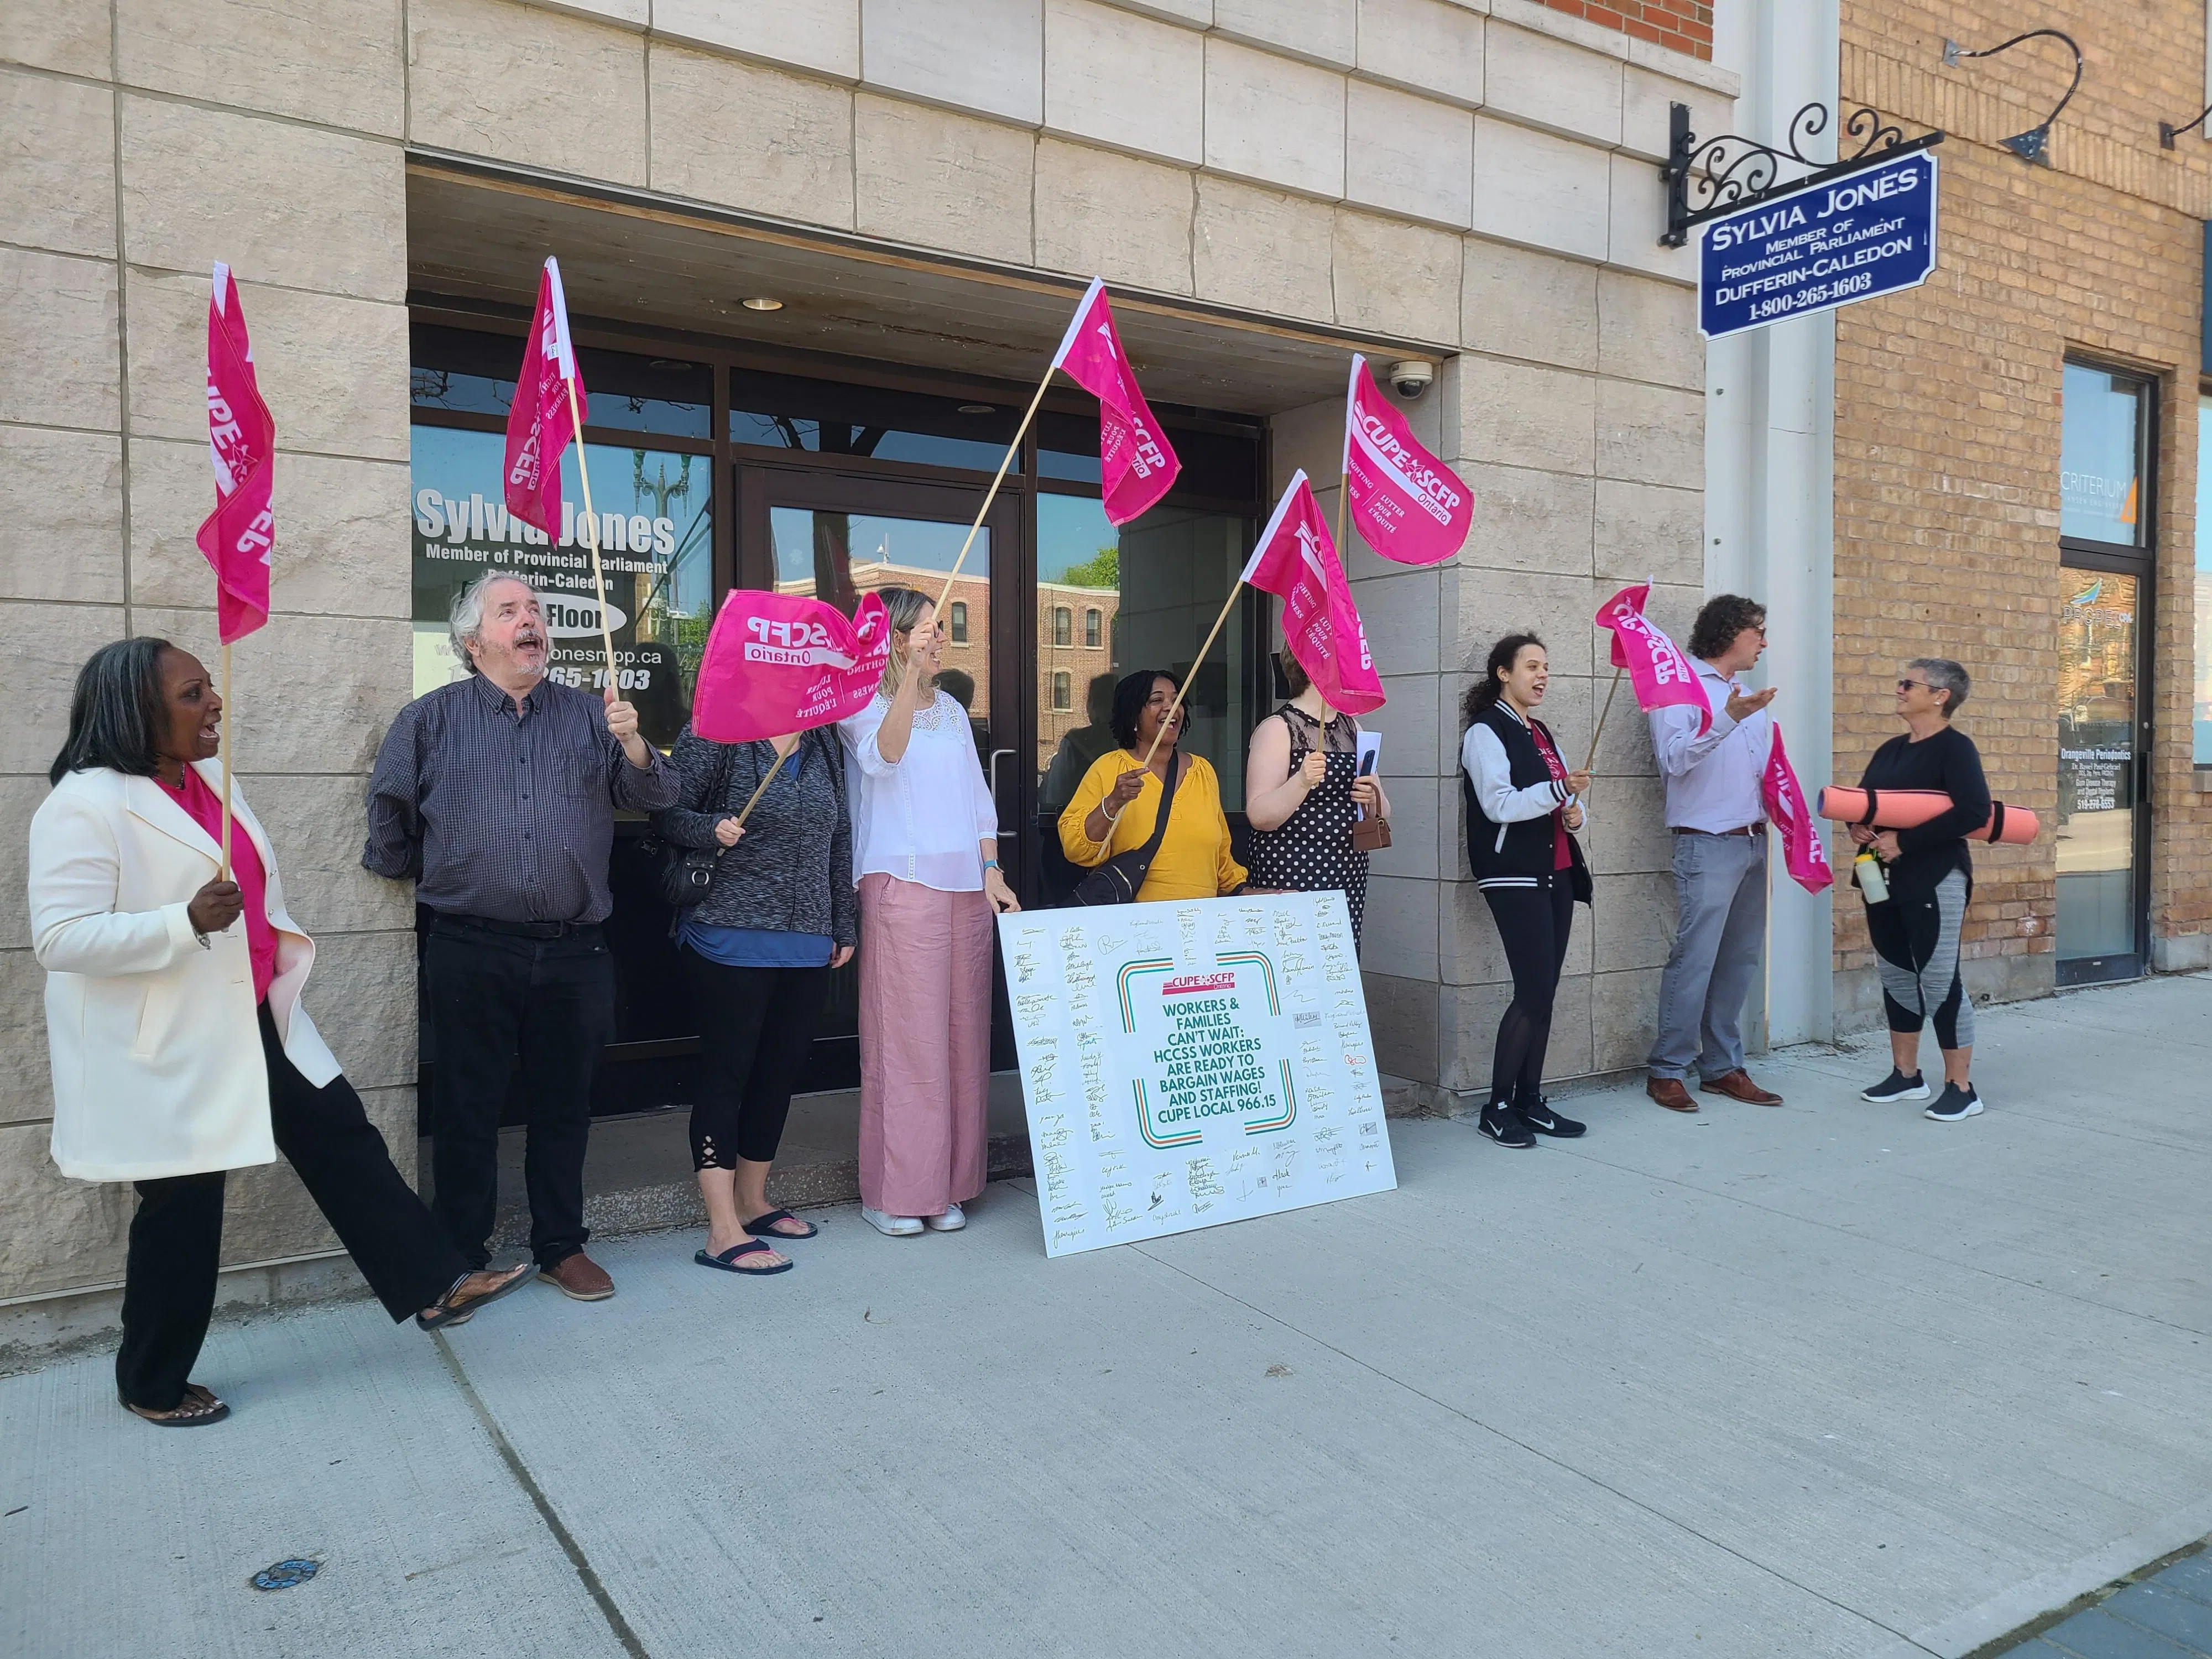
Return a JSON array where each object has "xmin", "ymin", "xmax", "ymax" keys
[{"xmin": 1817, "ymin": 786, "xmax": 2038, "ymax": 846}]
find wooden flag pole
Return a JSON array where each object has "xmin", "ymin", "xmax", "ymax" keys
[
  {"xmin": 731, "ymin": 734, "xmax": 802, "ymax": 831},
  {"xmin": 1583, "ymin": 665, "xmax": 1624, "ymax": 775},
  {"xmin": 934, "ymin": 364, "xmax": 1056, "ymax": 623},
  {"xmin": 1106, "ymin": 580, "xmax": 1245, "ymax": 823},
  {"xmin": 562, "ymin": 374, "xmax": 618, "ymax": 688},
  {"xmin": 218, "ymin": 642, "xmax": 235, "ymax": 881}
]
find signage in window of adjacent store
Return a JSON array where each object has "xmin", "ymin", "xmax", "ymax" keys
[{"xmin": 1698, "ymin": 151, "xmax": 1939, "ymax": 341}]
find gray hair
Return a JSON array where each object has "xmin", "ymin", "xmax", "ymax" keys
[
  {"xmin": 450, "ymin": 570, "xmax": 538, "ymax": 661},
  {"xmin": 874, "ymin": 584, "xmax": 935, "ymax": 698},
  {"xmin": 1907, "ymin": 656, "xmax": 1969, "ymax": 716}
]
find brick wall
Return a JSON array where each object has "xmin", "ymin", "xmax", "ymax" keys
[
  {"xmin": 1832, "ymin": 0, "xmax": 2212, "ymax": 999},
  {"xmin": 1531, "ymin": 0, "xmax": 1713, "ymax": 60}
]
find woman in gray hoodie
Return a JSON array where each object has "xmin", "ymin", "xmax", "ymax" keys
[{"xmin": 654, "ymin": 723, "xmax": 855, "ymax": 1275}]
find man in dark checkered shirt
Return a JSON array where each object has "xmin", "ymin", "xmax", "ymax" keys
[{"xmin": 364, "ymin": 572, "xmax": 677, "ymax": 1303}]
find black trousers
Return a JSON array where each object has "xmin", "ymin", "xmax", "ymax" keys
[
  {"xmin": 116, "ymin": 1005, "xmax": 468, "ymax": 1412},
  {"xmin": 1480, "ymin": 878, "xmax": 1578, "ymax": 1107},
  {"xmin": 682, "ymin": 950, "xmax": 830, "ymax": 1169},
  {"xmin": 424, "ymin": 919, "xmax": 614, "ymax": 1270}
]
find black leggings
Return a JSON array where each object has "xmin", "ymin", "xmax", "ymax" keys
[
  {"xmin": 684, "ymin": 951, "xmax": 831, "ymax": 1169},
  {"xmin": 1480, "ymin": 880, "xmax": 1577, "ymax": 1107}
]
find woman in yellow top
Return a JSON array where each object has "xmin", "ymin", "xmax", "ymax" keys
[{"xmin": 1058, "ymin": 670, "xmax": 1248, "ymax": 901}]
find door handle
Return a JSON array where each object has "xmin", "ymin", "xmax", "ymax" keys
[{"xmin": 988, "ymin": 748, "xmax": 1017, "ymax": 837}]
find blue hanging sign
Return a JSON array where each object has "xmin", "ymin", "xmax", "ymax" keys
[{"xmin": 1699, "ymin": 150, "xmax": 1939, "ymax": 340}]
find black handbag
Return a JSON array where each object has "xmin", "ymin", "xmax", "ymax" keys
[
  {"xmin": 653, "ymin": 739, "xmax": 737, "ymax": 913},
  {"xmin": 1071, "ymin": 753, "xmax": 1181, "ymax": 906}
]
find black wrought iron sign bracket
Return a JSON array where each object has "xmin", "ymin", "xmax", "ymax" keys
[
  {"xmin": 1942, "ymin": 30, "xmax": 2081, "ymax": 165},
  {"xmin": 1660, "ymin": 102, "xmax": 1945, "ymax": 248}
]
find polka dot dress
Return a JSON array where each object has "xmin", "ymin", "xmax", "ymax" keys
[{"xmin": 1246, "ymin": 707, "xmax": 1369, "ymax": 948}]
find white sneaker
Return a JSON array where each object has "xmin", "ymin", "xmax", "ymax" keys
[
  {"xmin": 862, "ymin": 1207, "xmax": 923, "ymax": 1237},
  {"xmin": 924, "ymin": 1203, "xmax": 967, "ymax": 1232}
]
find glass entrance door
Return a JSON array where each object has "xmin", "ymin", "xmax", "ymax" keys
[
  {"xmin": 2056, "ymin": 569, "xmax": 2144, "ymax": 978},
  {"xmin": 736, "ymin": 465, "xmax": 1024, "ymax": 1086}
]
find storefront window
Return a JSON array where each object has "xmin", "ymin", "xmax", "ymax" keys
[
  {"xmin": 2060, "ymin": 363, "xmax": 2146, "ymax": 545},
  {"xmin": 410, "ymin": 426, "xmax": 712, "ymax": 749},
  {"xmin": 733, "ymin": 368, "xmax": 1021, "ymax": 472},
  {"xmin": 411, "ymin": 325, "xmax": 712, "ymax": 439}
]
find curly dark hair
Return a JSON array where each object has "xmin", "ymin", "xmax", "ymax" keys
[
  {"xmin": 1687, "ymin": 594, "xmax": 1766, "ymax": 661},
  {"xmin": 1109, "ymin": 669, "xmax": 1178, "ymax": 749},
  {"xmin": 1460, "ymin": 633, "xmax": 1545, "ymax": 728}
]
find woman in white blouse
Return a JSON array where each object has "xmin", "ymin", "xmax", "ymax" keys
[{"xmin": 838, "ymin": 587, "xmax": 1019, "ymax": 1237}]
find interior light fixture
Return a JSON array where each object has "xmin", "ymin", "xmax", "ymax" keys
[
  {"xmin": 739, "ymin": 296, "xmax": 784, "ymax": 312},
  {"xmin": 957, "ymin": 404, "xmax": 997, "ymax": 415}
]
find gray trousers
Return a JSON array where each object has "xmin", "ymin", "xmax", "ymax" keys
[{"xmin": 1647, "ymin": 831, "xmax": 1767, "ymax": 1081}]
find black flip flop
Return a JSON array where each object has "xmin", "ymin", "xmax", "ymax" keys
[
  {"xmin": 118, "ymin": 1383, "xmax": 230, "ymax": 1427},
  {"xmin": 416, "ymin": 1261, "xmax": 535, "ymax": 1331},
  {"xmin": 695, "ymin": 1239, "xmax": 794, "ymax": 1275},
  {"xmin": 741, "ymin": 1208, "xmax": 818, "ymax": 1241}
]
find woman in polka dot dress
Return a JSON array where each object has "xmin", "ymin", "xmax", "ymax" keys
[{"xmin": 1244, "ymin": 649, "xmax": 1390, "ymax": 950}]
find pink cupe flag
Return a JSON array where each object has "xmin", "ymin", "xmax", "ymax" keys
[
  {"xmin": 1762, "ymin": 723, "xmax": 1835, "ymax": 894},
  {"xmin": 504, "ymin": 257, "xmax": 586, "ymax": 537},
  {"xmin": 1342, "ymin": 356, "xmax": 1472, "ymax": 566},
  {"xmin": 1594, "ymin": 580, "xmax": 1709, "ymax": 734},
  {"xmin": 195, "ymin": 263, "xmax": 274, "ymax": 644},
  {"xmin": 1051, "ymin": 279, "xmax": 1181, "ymax": 526},
  {"xmin": 1240, "ymin": 471, "xmax": 1386, "ymax": 717},
  {"xmin": 692, "ymin": 589, "xmax": 894, "ymax": 744}
]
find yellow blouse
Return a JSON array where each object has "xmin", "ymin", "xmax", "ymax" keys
[{"xmin": 1058, "ymin": 749, "xmax": 1248, "ymax": 902}]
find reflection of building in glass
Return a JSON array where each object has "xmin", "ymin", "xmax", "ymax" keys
[
  {"xmin": 776, "ymin": 558, "xmax": 992, "ymax": 721},
  {"xmin": 1037, "ymin": 580, "xmax": 1120, "ymax": 775}
]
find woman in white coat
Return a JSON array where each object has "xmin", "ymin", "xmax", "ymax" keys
[{"xmin": 32, "ymin": 639, "xmax": 534, "ymax": 1426}]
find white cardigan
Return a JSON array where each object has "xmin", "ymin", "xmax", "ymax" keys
[{"xmin": 28, "ymin": 761, "xmax": 339, "ymax": 1182}]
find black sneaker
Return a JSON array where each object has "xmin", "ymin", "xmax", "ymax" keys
[
  {"xmin": 1515, "ymin": 1094, "xmax": 1587, "ymax": 1138},
  {"xmin": 1478, "ymin": 1101, "xmax": 1536, "ymax": 1149},
  {"xmin": 1860, "ymin": 1068, "xmax": 1931, "ymax": 1104},
  {"xmin": 1924, "ymin": 1083, "xmax": 1984, "ymax": 1121}
]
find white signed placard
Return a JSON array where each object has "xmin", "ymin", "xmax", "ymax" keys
[{"xmin": 999, "ymin": 891, "xmax": 1397, "ymax": 1258}]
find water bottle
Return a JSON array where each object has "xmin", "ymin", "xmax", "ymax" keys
[{"xmin": 1854, "ymin": 848, "xmax": 1890, "ymax": 904}]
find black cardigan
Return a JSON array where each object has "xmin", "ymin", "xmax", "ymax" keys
[{"xmin": 1461, "ymin": 702, "xmax": 1592, "ymax": 902}]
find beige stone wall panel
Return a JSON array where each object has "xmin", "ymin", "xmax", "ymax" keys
[
  {"xmin": 1191, "ymin": 175, "xmax": 1333, "ymax": 321},
  {"xmin": 132, "ymin": 608, "xmax": 414, "ymax": 776},
  {"xmin": 234, "ymin": 775, "xmax": 417, "ymax": 936},
  {"xmin": 0, "ymin": 948, "xmax": 55, "ymax": 1125},
  {"xmin": 1448, "ymin": 565, "xmax": 1595, "ymax": 675},
  {"xmin": 1481, "ymin": 21, "xmax": 1621, "ymax": 148},
  {"xmin": 406, "ymin": 0, "xmax": 648, "ymax": 187},
  {"xmin": 0, "ymin": 786, "xmax": 44, "ymax": 952},
  {"xmin": 1360, "ymin": 968, "xmax": 1438, "ymax": 1083},
  {"xmin": 1449, "ymin": 355, "xmax": 1595, "ymax": 476},
  {"xmin": 1620, "ymin": 61, "xmax": 1729, "ymax": 166},
  {"xmin": 1590, "ymin": 868, "xmax": 1677, "ymax": 972},
  {"xmin": 0, "ymin": 71, "xmax": 117, "ymax": 260},
  {"xmin": 1605, "ymin": 151, "xmax": 1694, "ymax": 282},
  {"xmin": 1343, "ymin": 80, "xmax": 1473, "ymax": 229},
  {"xmin": 1332, "ymin": 208, "xmax": 1460, "ymax": 341},
  {"xmin": 1360, "ymin": 872, "xmax": 1439, "ymax": 980},
  {"xmin": 290, "ymin": 928, "xmax": 418, "ymax": 1088},
  {"xmin": 0, "ymin": 250, "xmax": 118, "ymax": 432},
  {"xmin": 1347, "ymin": 566, "xmax": 1443, "ymax": 675},
  {"xmin": 0, "ymin": 1120, "xmax": 131, "ymax": 1298},
  {"xmin": 853, "ymin": 97, "xmax": 1035, "ymax": 264},
  {"xmin": 1596, "ymin": 379, "xmax": 1701, "ymax": 489},
  {"xmin": 1202, "ymin": 38, "xmax": 1346, "ymax": 200},
  {"xmin": 1468, "ymin": 116, "xmax": 1609, "ymax": 263},
  {"xmin": 1459, "ymin": 461, "xmax": 1594, "ymax": 576},
  {"xmin": 649, "ymin": 48, "xmax": 855, "ymax": 227},
  {"xmin": 1042, "ymin": 0, "xmax": 1203, "ymax": 165},
  {"xmin": 0, "ymin": 0, "xmax": 111, "ymax": 77},
  {"xmin": 0, "ymin": 428, "xmax": 125, "ymax": 605},
  {"xmin": 127, "ymin": 271, "xmax": 409, "ymax": 460},
  {"xmin": 0, "ymin": 601, "xmax": 130, "ymax": 777},
  {"xmin": 1439, "ymin": 973, "xmax": 1590, "ymax": 1089},
  {"xmin": 1354, "ymin": 0, "xmax": 1482, "ymax": 106},
  {"xmin": 862, "ymin": 0, "xmax": 1043, "ymax": 126},
  {"xmin": 1460, "ymin": 238, "xmax": 1598, "ymax": 372},
  {"xmin": 1593, "ymin": 477, "xmax": 1700, "ymax": 589},
  {"xmin": 653, "ymin": 0, "xmax": 859, "ymax": 80},
  {"xmin": 1589, "ymin": 963, "xmax": 1663, "ymax": 1071},
  {"xmin": 1597, "ymin": 269, "xmax": 1702, "ymax": 393},
  {"xmin": 1212, "ymin": 0, "xmax": 1354, "ymax": 67},
  {"xmin": 127, "ymin": 441, "xmax": 410, "ymax": 618},
  {"xmin": 114, "ymin": 0, "xmax": 405, "ymax": 136},
  {"xmin": 1033, "ymin": 139, "xmax": 1194, "ymax": 294}
]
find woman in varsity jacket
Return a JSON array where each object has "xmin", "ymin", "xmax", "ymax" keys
[{"xmin": 1459, "ymin": 633, "xmax": 1595, "ymax": 1150}]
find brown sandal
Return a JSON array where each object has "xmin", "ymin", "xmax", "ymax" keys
[
  {"xmin": 119, "ymin": 1381, "xmax": 229, "ymax": 1427},
  {"xmin": 415, "ymin": 1262, "xmax": 535, "ymax": 1331}
]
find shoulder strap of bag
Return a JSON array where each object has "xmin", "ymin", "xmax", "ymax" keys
[{"xmin": 1133, "ymin": 752, "xmax": 1182, "ymax": 864}]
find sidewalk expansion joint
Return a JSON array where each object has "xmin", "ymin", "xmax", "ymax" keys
[{"xmin": 434, "ymin": 1332, "xmax": 653, "ymax": 1659}]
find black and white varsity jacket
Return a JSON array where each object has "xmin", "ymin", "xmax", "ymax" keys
[{"xmin": 1459, "ymin": 700, "xmax": 1593, "ymax": 902}]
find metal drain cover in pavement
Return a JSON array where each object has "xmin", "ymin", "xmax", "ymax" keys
[{"xmin": 250, "ymin": 1558, "xmax": 320, "ymax": 1592}]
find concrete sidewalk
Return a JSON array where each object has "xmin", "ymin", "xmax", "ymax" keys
[{"xmin": 4, "ymin": 974, "xmax": 2208, "ymax": 1659}]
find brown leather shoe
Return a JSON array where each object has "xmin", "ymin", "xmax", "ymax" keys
[
  {"xmin": 1702, "ymin": 1070, "xmax": 1784, "ymax": 1107},
  {"xmin": 1646, "ymin": 1076, "xmax": 1699, "ymax": 1113},
  {"xmin": 539, "ymin": 1251, "xmax": 614, "ymax": 1301}
]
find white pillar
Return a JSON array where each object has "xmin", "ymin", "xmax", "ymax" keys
[{"xmin": 1707, "ymin": 0, "xmax": 1840, "ymax": 1047}]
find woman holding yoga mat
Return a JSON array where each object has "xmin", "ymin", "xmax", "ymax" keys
[
  {"xmin": 838, "ymin": 587, "xmax": 1019, "ymax": 1239},
  {"xmin": 1850, "ymin": 658, "xmax": 1991, "ymax": 1121},
  {"xmin": 1459, "ymin": 635, "xmax": 1593, "ymax": 1150}
]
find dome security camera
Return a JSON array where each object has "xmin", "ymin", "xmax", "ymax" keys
[{"xmin": 1389, "ymin": 360, "xmax": 1434, "ymax": 399}]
